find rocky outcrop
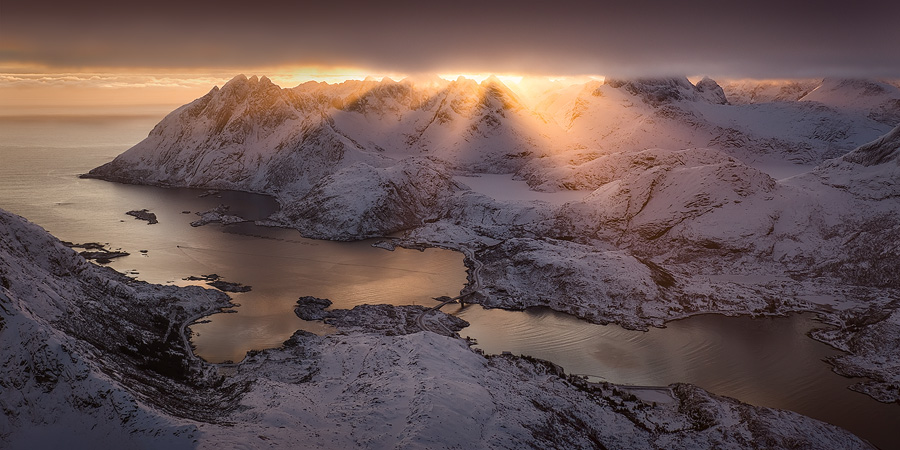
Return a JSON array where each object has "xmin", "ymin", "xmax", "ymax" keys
[
  {"xmin": 125, "ymin": 209, "xmax": 158, "ymax": 224},
  {"xmin": 695, "ymin": 76, "xmax": 729, "ymax": 105},
  {"xmin": 295, "ymin": 299, "xmax": 468, "ymax": 336}
]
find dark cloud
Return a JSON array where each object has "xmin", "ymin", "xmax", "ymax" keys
[{"xmin": 2, "ymin": 0, "xmax": 899, "ymax": 77}]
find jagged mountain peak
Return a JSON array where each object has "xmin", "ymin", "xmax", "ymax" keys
[
  {"xmin": 481, "ymin": 74, "xmax": 505, "ymax": 86},
  {"xmin": 695, "ymin": 76, "xmax": 729, "ymax": 105},
  {"xmin": 605, "ymin": 76, "xmax": 694, "ymax": 90},
  {"xmin": 217, "ymin": 74, "xmax": 282, "ymax": 98},
  {"xmin": 480, "ymin": 77, "xmax": 524, "ymax": 105},
  {"xmin": 226, "ymin": 73, "xmax": 249, "ymax": 84}
]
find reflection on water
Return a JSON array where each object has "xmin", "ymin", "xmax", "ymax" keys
[
  {"xmin": 2, "ymin": 112, "xmax": 897, "ymax": 450},
  {"xmin": 182, "ymin": 225, "xmax": 466, "ymax": 363},
  {"xmin": 452, "ymin": 306, "xmax": 898, "ymax": 450}
]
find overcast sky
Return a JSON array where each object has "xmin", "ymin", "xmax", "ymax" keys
[{"xmin": 2, "ymin": 0, "xmax": 899, "ymax": 78}]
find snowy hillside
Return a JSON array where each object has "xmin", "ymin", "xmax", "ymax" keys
[{"xmin": 0, "ymin": 208, "xmax": 876, "ymax": 448}]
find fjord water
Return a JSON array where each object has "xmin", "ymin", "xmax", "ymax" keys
[
  {"xmin": 0, "ymin": 110, "xmax": 895, "ymax": 448},
  {"xmin": 456, "ymin": 307, "xmax": 898, "ymax": 449},
  {"xmin": 0, "ymin": 109, "xmax": 468, "ymax": 362}
]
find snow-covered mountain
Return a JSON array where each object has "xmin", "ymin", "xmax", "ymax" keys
[
  {"xmin": 2, "ymin": 208, "xmax": 876, "ymax": 448},
  {"xmin": 85, "ymin": 74, "xmax": 897, "ymax": 238},
  {"xmin": 81, "ymin": 74, "xmax": 900, "ymax": 408}
]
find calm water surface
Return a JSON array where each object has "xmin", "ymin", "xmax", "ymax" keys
[
  {"xmin": 1, "ymin": 111, "xmax": 896, "ymax": 449},
  {"xmin": 0, "ymin": 111, "xmax": 467, "ymax": 362},
  {"xmin": 456, "ymin": 306, "xmax": 898, "ymax": 448}
]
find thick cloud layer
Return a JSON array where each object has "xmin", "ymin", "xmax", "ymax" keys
[{"xmin": 3, "ymin": 0, "xmax": 899, "ymax": 77}]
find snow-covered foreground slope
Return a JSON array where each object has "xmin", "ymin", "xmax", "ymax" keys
[
  {"xmin": 0, "ymin": 210, "xmax": 233, "ymax": 449},
  {"xmin": 0, "ymin": 209, "xmax": 876, "ymax": 448}
]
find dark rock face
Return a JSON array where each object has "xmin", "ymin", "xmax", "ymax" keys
[
  {"xmin": 184, "ymin": 274, "xmax": 251, "ymax": 292},
  {"xmin": 126, "ymin": 209, "xmax": 158, "ymax": 224},
  {"xmin": 207, "ymin": 280, "xmax": 251, "ymax": 293},
  {"xmin": 66, "ymin": 242, "xmax": 130, "ymax": 263},
  {"xmin": 695, "ymin": 76, "xmax": 729, "ymax": 105},
  {"xmin": 294, "ymin": 297, "xmax": 468, "ymax": 335},
  {"xmin": 605, "ymin": 76, "xmax": 731, "ymax": 106},
  {"xmin": 294, "ymin": 296, "xmax": 333, "ymax": 320}
]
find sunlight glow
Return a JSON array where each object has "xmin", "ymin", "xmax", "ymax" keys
[
  {"xmin": 0, "ymin": 64, "xmax": 609, "ymax": 111},
  {"xmin": 437, "ymin": 73, "xmax": 524, "ymax": 85},
  {"xmin": 265, "ymin": 65, "xmax": 406, "ymax": 87}
]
